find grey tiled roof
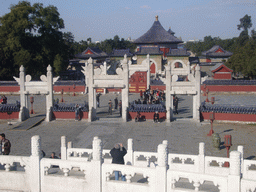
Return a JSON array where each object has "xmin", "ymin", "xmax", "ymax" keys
[
  {"xmin": 135, "ymin": 46, "xmax": 163, "ymax": 55},
  {"xmin": 134, "ymin": 20, "xmax": 182, "ymax": 44},
  {"xmin": 167, "ymin": 48, "xmax": 190, "ymax": 56},
  {"xmin": 109, "ymin": 49, "xmax": 133, "ymax": 57},
  {"xmin": 189, "ymin": 57, "xmax": 200, "ymax": 64},
  {"xmin": 202, "ymin": 45, "xmax": 233, "ymax": 57},
  {"xmin": 75, "ymin": 47, "xmax": 108, "ymax": 59}
]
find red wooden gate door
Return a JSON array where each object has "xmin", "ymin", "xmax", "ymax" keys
[{"xmin": 129, "ymin": 71, "xmax": 147, "ymax": 93}]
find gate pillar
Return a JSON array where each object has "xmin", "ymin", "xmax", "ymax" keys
[{"xmin": 122, "ymin": 55, "xmax": 129, "ymax": 122}]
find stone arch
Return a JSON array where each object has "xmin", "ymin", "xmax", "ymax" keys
[{"xmin": 82, "ymin": 56, "xmax": 129, "ymax": 122}]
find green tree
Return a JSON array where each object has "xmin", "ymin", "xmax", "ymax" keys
[
  {"xmin": 237, "ymin": 14, "xmax": 252, "ymax": 32},
  {"xmin": 0, "ymin": 1, "xmax": 67, "ymax": 80}
]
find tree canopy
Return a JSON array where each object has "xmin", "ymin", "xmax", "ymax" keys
[{"xmin": 0, "ymin": 1, "xmax": 69, "ymax": 80}]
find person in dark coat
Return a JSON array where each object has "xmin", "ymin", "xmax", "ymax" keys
[
  {"xmin": 0, "ymin": 133, "xmax": 11, "ymax": 155},
  {"xmin": 118, "ymin": 100, "xmax": 122, "ymax": 116},
  {"xmin": 114, "ymin": 97, "xmax": 118, "ymax": 109},
  {"xmin": 96, "ymin": 93, "xmax": 100, "ymax": 107},
  {"xmin": 173, "ymin": 95, "xmax": 179, "ymax": 114},
  {"xmin": 110, "ymin": 143, "xmax": 127, "ymax": 181},
  {"xmin": 108, "ymin": 100, "xmax": 112, "ymax": 115},
  {"xmin": 153, "ymin": 111, "xmax": 160, "ymax": 123}
]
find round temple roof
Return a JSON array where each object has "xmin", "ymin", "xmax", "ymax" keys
[{"xmin": 134, "ymin": 16, "xmax": 182, "ymax": 44}]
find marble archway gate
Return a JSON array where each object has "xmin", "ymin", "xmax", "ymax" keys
[
  {"xmin": 82, "ymin": 55, "xmax": 129, "ymax": 122},
  {"xmin": 14, "ymin": 65, "xmax": 59, "ymax": 122},
  {"xmin": 165, "ymin": 60, "xmax": 201, "ymax": 122}
]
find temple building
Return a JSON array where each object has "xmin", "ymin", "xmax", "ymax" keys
[
  {"xmin": 133, "ymin": 15, "xmax": 190, "ymax": 76},
  {"xmin": 200, "ymin": 45, "xmax": 233, "ymax": 77}
]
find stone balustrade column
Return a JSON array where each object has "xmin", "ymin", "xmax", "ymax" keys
[
  {"xmin": 237, "ymin": 145, "xmax": 244, "ymax": 174},
  {"xmin": 156, "ymin": 144, "xmax": 167, "ymax": 192},
  {"xmin": 29, "ymin": 135, "xmax": 41, "ymax": 192},
  {"xmin": 124, "ymin": 138, "xmax": 134, "ymax": 165},
  {"xmin": 46, "ymin": 65, "xmax": 53, "ymax": 122},
  {"xmin": 61, "ymin": 136, "xmax": 67, "ymax": 160},
  {"xmin": 92, "ymin": 136, "xmax": 102, "ymax": 161},
  {"xmin": 198, "ymin": 142, "xmax": 205, "ymax": 173},
  {"xmin": 228, "ymin": 151, "xmax": 241, "ymax": 192}
]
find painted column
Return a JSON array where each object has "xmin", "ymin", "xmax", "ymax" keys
[
  {"xmin": 46, "ymin": 65, "xmax": 53, "ymax": 122},
  {"xmin": 228, "ymin": 151, "xmax": 241, "ymax": 192},
  {"xmin": 88, "ymin": 58, "xmax": 95, "ymax": 122},
  {"xmin": 193, "ymin": 64, "xmax": 201, "ymax": 122},
  {"xmin": 146, "ymin": 54, "xmax": 150, "ymax": 89},
  {"xmin": 165, "ymin": 65, "xmax": 172, "ymax": 122},
  {"xmin": 122, "ymin": 55, "xmax": 129, "ymax": 122},
  {"xmin": 29, "ymin": 135, "xmax": 41, "ymax": 192}
]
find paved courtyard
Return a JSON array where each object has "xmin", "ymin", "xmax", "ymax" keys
[{"xmin": 0, "ymin": 92, "xmax": 255, "ymax": 160}]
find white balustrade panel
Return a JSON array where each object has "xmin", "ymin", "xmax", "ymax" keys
[
  {"xmin": 67, "ymin": 148, "xmax": 93, "ymax": 161},
  {"xmin": 168, "ymin": 153, "xmax": 199, "ymax": 172},
  {"xmin": 133, "ymin": 151, "xmax": 158, "ymax": 167},
  {"xmin": 102, "ymin": 149, "xmax": 112, "ymax": 164},
  {"xmin": 41, "ymin": 158, "xmax": 98, "ymax": 192},
  {"xmin": 205, "ymin": 156, "xmax": 230, "ymax": 176},
  {"xmin": 102, "ymin": 163, "xmax": 156, "ymax": 192},
  {"xmin": 0, "ymin": 155, "xmax": 30, "ymax": 191},
  {"xmin": 167, "ymin": 170, "xmax": 228, "ymax": 192},
  {"xmin": 241, "ymin": 178, "xmax": 256, "ymax": 192},
  {"xmin": 243, "ymin": 159, "xmax": 256, "ymax": 180}
]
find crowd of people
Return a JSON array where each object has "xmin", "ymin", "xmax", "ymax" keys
[{"xmin": 134, "ymin": 89, "xmax": 165, "ymax": 105}]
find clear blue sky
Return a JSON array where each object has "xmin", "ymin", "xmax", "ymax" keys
[{"xmin": 1, "ymin": 0, "xmax": 256, "ymax": 42}]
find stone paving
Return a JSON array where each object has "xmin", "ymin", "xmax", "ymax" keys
[{"xmin": 0, "ymin": 92, "xmax": 255, "ymax": 161}]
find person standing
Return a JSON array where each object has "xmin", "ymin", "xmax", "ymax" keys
[
  {"xmin": 114, "ymin": 97, "xmax": 118, "ymax": 110},
  {"xmin": 140, "ymin": 90, "xmax": 143, "ymax": 99},
  {"xmin": 0, "ymin": 133, "xmax": 11, "ymax": 155},
  {"xmin": 118, "ymin": 100, "xmax": 122, "ymax": 116},
  {"xmin": 96, "ymin": 93, "xmax": 100, "ymax": 107},
  {"xmin": 173, "ymin": 95, "xmax": 179, "ymax": 114},
  {"xmin": 75, "ymin": 104, "xmax": 81, "ymax": 121},
  {"xmin": 110, "ymin": 143, "xmax": 127, "ymax": 181},
  {"xmin": 108, "ymin": 100, "xmax": 112, "ymax": 115}
]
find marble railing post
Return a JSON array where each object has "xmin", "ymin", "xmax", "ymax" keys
[
  {"xmin": 228, "ymin": 151, "xmax": 241, "ymax": 192},
  {"xmin": 46, "ymin": 65, "xmax": 53, "ymax": 122},
  {"xmin": 89, "ymin": 136, "xmax": 102, "ymax": 192},
  {"xmin": 124, "ymin": 138, "xmax": 133, "ymax": 165},
  {"xmin": 29, "ymin": 135, "xmax": 41, "ymax": 192},
  {"xmin": 237, "ymin": 145, "xmax": 244, "ymax": 175},
  {"xmin": 156, "ymin": 144, "xmax": 167, "ymax": 192},
  {"xmin": 61, "ymin": 136, "xmax": 67, "ymax": 160},
  {"xmin": 198, "ymin": 142, "xmax": 205, "ymax": 173}
]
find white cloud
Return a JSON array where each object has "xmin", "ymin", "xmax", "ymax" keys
[{"xmin": 140, "ymin": 5, "xmax": 151, "ymax": 9}]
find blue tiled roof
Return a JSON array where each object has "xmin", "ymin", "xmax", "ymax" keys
[
  {"xmin": 202, "ymin": 45, "xmax": 233, "ymax": 58},
  {"xmin": 135, "ymin": 46, "xmax": 163, "ymax": 55},
  {"xmin": 109, "ymin": 49, "xmax": 133, "ymax": 57},
  {"xmin": 167, "ymin": 48, "xmax": 190, "ymax": 56},
  {"xmin": 134, "ymin": 18, "xmax": 182, "ymax": 44}
]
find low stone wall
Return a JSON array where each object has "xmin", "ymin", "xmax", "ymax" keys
[
  {"xmin": 200, "ymin": 103, "xmax": 256, "ymax": 122},
  {"xmin": 128, "ymin": 111, "xmax": 166, "ymax": 120},
  {"xmin": 0, "ymin": 103, "xmax": 20, "ymax": 119},
  {"xmin": 201, "ymin": 112, "xmax": 256, "ymax": 122},
  {"xmin": 52, "ymin": 111, "xmax": 88, "ymax": 120},
  {"xmin": 52, "ymin": 103, "xmax": 88, "ymax": 120}
]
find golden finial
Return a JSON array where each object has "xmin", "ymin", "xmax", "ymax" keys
[{"xmin": 155, "ymin": 15, "xmax": 158, "ymax": 21}]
